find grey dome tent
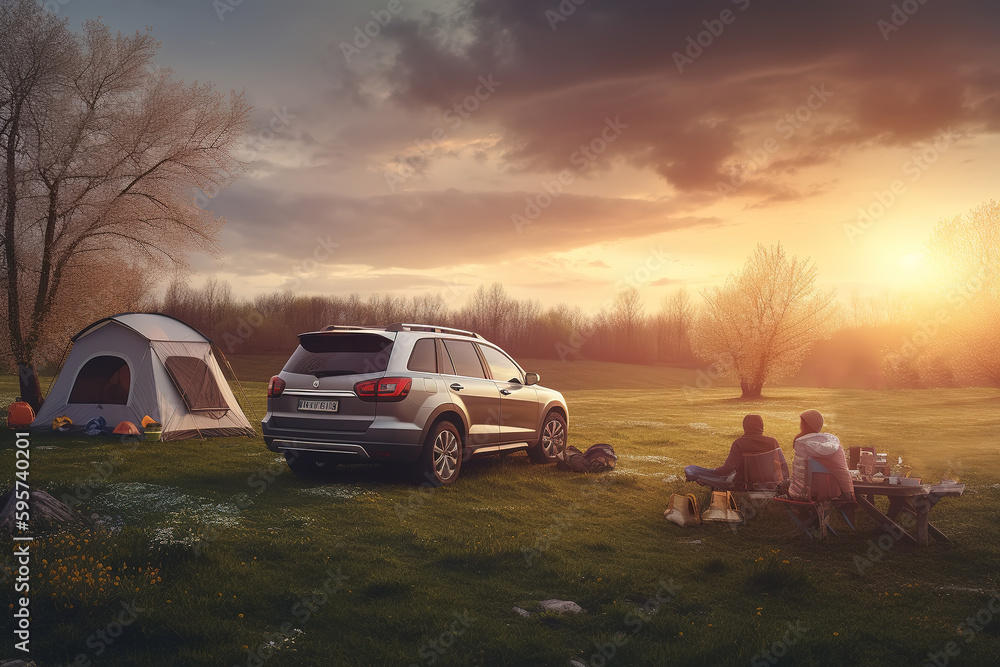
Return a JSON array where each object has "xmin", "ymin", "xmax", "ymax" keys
[{"xmin": 32, "ymin": 313, "xmax": 255, "ymax": 441}]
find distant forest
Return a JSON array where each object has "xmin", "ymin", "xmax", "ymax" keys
[{"xmin": 149, "ymin": 278, "xmax": 991, "ymax": 390}]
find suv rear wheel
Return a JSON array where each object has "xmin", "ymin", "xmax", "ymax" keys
[
  {"xmin": 285, "ymin": 450, "xmax": 337, "ymax": 479},
  {"xmin": 413, "ymin": 421, "xmax": 463, "ymax": 486},
  {"xmin": 528, "ymin": 411, "xmax": 567, "ymax": 463}
]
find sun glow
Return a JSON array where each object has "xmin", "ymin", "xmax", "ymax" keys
[{"xmin": 898, "ymin": 252, "xmax": 926, "ymax": 272}]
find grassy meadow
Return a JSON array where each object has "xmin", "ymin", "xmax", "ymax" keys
[{"xmin": 1, "ymin": 358, "xmax": 999, "ymax": 666}]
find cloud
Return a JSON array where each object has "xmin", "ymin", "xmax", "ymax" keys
[
  {"xmin": 648, "ymin": 277, "xmax": 686, "ymax": 287},
  {"xmin": 357, "ymin": 0, "xmax": 1000, "ymax": 195},
  {"xmin": 208, "ymin": 181, "xmax": 721, "ymax": 276}
]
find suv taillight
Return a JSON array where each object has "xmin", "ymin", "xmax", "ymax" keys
[
  {"xmin": 355, "ymin": 377, "xmax": 412, "ymax": 402},
  {"xmin": 267, "ymin": 376, "xmax": 286, "ymax": 398}
]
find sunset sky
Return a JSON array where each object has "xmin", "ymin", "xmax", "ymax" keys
[{"xmin": 55, "ymin": 0, "xmax": 1000, "ymax": 311}]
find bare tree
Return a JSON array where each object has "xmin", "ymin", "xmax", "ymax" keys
[
  {"xmin": 611, "ymin": 287, "xmax": 644, "ymax": 346},
  {"xmin": 692, "ymin": 243, "xmax": 836, "ymax": 399},
  {"xmin": 657, "ymin": 288, "xmax": 695, "ymax": 363},
  {"xmin": 0, "ymin": 2, "xmax": 251, "ymax": 406},
  {"xmin": 460, "ymin": 282, "xmax": 514, "ymax": 342}
]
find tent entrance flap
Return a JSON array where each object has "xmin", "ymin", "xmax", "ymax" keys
[
  {"xmin": 68, "ymin": 355, "xmax": 131, "ymax": 404},
  {"xmin": 162, "ymin": 355, "xmax": 230, "ymax": 417}
]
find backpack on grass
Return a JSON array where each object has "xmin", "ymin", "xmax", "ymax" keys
[
  {"xmin": 556, "ymin": 443, "xmax": 617, "ymax": 473},
  {"xmin": 7, "ymin": 400, "xmax": 35, "ymax": 429}
]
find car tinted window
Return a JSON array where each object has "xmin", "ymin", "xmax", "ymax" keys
[
  {"xmin": 479, "ymin": 345, "xmax": 523, "ymax": 383},
  {"xmin": 437, "ymin": 339, "xmax": 456, "ymax": 375},
  {"xmin": 284, "ymin": 333, "xmax": 393, "ymax": 377},
  {"xmin": 442, "ymin": 340, "xmax": 486, "ymax": 378},
  {"xmin": 407, "ymin": 338, "xmax": 437, "ymax": 373}
]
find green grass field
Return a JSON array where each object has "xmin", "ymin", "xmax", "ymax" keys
[{"xmin": 2, "ymin": 359, "xmax": 999, "ymax": 666}]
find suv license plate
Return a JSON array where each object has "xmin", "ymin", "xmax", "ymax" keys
[{"xmin": 297, "ymin": 398, "xmax": 340, "ymax": 413}]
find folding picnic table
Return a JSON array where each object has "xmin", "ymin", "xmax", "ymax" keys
[{"xmin": 851, "ymin": 481, "xmax": 965, "ymax": 546}]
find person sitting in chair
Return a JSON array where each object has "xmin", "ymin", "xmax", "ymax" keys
[
  {"xmin": 785, "ymin": 409, "xmax": 854, "ymax": 501},
  {"xmin": 684, "ymin": 414, "xmax": 788, "ymax": 489}
]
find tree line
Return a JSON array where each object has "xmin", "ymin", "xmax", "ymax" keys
[
  {"xmin": 4, "ymin": 207, "xmax": 997, "ymax": 397},
  {"xmin": 149, "ymin": 198, "xmax": 997, "ymax": 397}
]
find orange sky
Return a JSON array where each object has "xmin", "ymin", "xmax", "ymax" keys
[{"xmin": 61, "ymin": 0, "xmax": 1000, "ymax": 312}]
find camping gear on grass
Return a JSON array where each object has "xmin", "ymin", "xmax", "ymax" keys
[
  {"xmin": 85, "ymin": 416, "xmax": 107, "ymax": 436},
  {"xmin": 144, "ymin": 421, "xmax": 163, "ymax": 442},
  {"xmin": 6, "ymin": 400, "xmax": 35, "ymax": 428},
  {"xmin": 141, "ymin": 414, "xmax": 157, "ymax": 428},
  {"xmin": 556, "ymin": 443, "xmax": 618, "ymax": 473},
  {"xmin": 31, "ymin": 313, "xmax": 254, "ymax": 441},
  {"xmin": 112, "ymin": 421, "xmax": 140, "ymax": 436},
  {"xmin": 582, "ymin": 443, "xmax": 617, "ymax": 472},
  {"xmin": 701, "ymin": 490, "xmax": 743, "ymax": 523},
  {"xmin": 52, "ymin": 415, "xmax": 73, "ymax": 432},
  {"xmin": 664, "ymin": 493, "xmax": 701, "ymax": 527}
]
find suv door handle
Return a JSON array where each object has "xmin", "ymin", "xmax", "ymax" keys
[
  {"xmin": 450, "ymin": 383, "xmax": 464, "ymax": 391},
  {"xmin": 500, "ymin": 389, "xmax": 511, "ymax": 395}
]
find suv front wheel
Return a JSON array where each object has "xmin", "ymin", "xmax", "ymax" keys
[
  {"xmin": 413, "ymin": 421, "xmax": 463, "ymax": 486},
  {"xmin": 528, "ymin": 411, "xmax": 567, "ymax": 463}
]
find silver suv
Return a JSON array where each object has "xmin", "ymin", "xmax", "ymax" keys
[{"xmin": 262, "ymin": 323, "xmax": 569, "ymax": 485}]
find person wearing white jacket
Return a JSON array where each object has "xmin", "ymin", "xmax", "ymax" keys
[{"xmin": 787, "ymin": 409, "xmax": 854, "ymax": 501}]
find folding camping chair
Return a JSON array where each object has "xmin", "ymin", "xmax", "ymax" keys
[
  {"xmin": 693, "ymin": 449, "xmax": 788, "ymax": 493},
  {"xmin": 772, "ymin": 459, "xmax": 856, "ymax": 539},
  {"xmin": 741, "ymin": 449, "xmax": 788, "ymax": 493}
]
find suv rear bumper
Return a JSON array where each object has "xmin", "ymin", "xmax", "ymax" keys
[{"xmin": 261, "ymin": 414, "xmax": 423, "ymax": 463}]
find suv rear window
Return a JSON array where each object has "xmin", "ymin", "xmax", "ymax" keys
[
  {"xmin": 407, "ymin": 338, "xmax": 437, "ymax": 373},
  {"xmin": 284, "ymin": 333, "xmax": 393, "ymax": 377}
]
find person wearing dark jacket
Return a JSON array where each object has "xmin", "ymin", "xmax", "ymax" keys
[{"xmin": 684, "ymin": 414, "xmax": 789, "ymax": 488}]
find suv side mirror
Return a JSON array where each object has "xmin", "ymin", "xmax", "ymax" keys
[{"xmin": 524, "ymin": 372, "xmax": 540, "ymax": 386}]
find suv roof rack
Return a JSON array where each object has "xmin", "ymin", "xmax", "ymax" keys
[
  {"xmin": 385, "ymin": 323, "xmax": 483, "ymax": 339},
  {"xmin": 320, "ymin": 325, "xmax": 377, "ymax": 331}
]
